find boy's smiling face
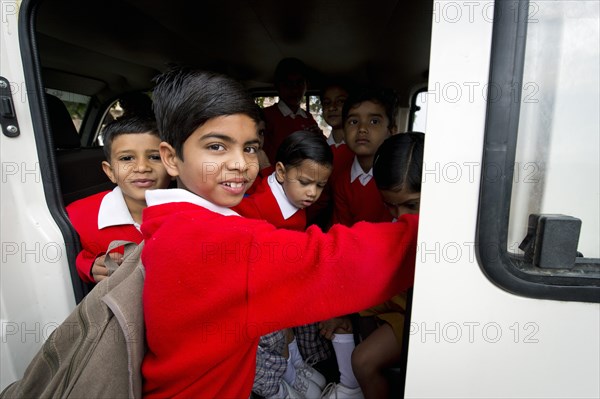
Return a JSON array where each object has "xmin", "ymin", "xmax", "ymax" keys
[
  {"xmin": 102, "ymin": 132, "xmax": 171, "ymax": 212},
  {"xmin": 160, "ymin": 114, "xmax": 261, "ymax": 207}
]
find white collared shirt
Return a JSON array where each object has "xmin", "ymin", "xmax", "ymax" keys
[
  {"xmin": 349, "ymin": 156, "xmax": 374, "ymax": 186},
  {"xmin": 326, "ymin": 134, "xmax": 345, "ymax": 148},
  {"xmin": 145, "ymin": 188, "xmax": 240, "ymax": 217},
  {"xmin": 267, "ymin": 172, "xmax": 300, "ymax": 220},
  {"xmin": 277, "ymin": 101, "xmax": 308, "ymax": 119},
  {"xmin": 98, "ymin": 186, "xmax": 141, "ymax": 231}
]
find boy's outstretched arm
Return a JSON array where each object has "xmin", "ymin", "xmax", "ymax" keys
[{"xmin": 245, "ymin": 214, "xmax": 418, "ymax": 333}]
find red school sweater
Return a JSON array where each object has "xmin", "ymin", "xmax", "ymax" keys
[
  {"xmin": 332, "ymin": 166, "xmax": 393, "ymax": 227},
  {"xmin": 233, "ymin": 175, "xmax": 306, "ymax": 231},
  {"xmin": 306, "ymin": 143, "xmax": 355, "ymax": 228},
  {"xmin": 66, "ymin": 190, "xmax": 143, "ymax": 283},
  {"xmin": 140, "ymin": 202, "xmax": 418, "ymax": 398},
  {"xmin": 262, "ymin": 104, "xmax": 321, "ymax": 163},
  {"xmin": 245, "ymin": 165, "xmax": 276, "ymax": 196}
]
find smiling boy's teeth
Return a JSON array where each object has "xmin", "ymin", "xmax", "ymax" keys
[{"xmin": 223, "ymin": 182, "xmax": 243, "ymax": 188}]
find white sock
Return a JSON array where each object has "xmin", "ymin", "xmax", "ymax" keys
[
  {"xmin": 332, "ymin": 333, "xmax": 359, "ymax": 389},
  {"xmin": 283, "ymin": 357, "xmax": 297, "ymax": 385},
  {"xmin": 288, "ymin": 338, "xmax": 304, "ymax": 369}
]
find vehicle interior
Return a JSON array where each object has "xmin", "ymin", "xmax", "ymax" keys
[
  {"xmin": 27, "ymin": 0, "xmax": 434, "ymax": 206},
  {"xmin": 21, "ymin": 0, "xmax": 434, "ymax": 396}
]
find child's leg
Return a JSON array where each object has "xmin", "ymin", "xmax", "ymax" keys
[
  {"xmin": 293, "ymin": 323, "xmax": 332, "ymax": 364},
  {"xmin": 351, "ymin": 323, "xmax": 401, "ymax": 399},
  {"xmin": 286, "ymin": 329, "xmax": 304, "ymax": 369},
  {"xmin": 285, "ymin": 329, "xmax": 326, "ymax": 397},
  {"xmin": 331, "ymin": 333, "xmax": 359, "ymax": 389},
  {"xmin": 283, "ymin": 329, "xmax": 298, "ymax": 385},
  {"xmin": 253, "ymin": 331, "xmax": 288, "ymax": 398}
]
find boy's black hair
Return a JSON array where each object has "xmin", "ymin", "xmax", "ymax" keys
[
  {"xmin": 319, "ymin": 77, "xmax": 356, "ymax": 100},
  {"xmin": 275, "ymin": 131, "xmax": 333, "ymax": 169},
  {"xmin": 152, "ymin": 67, "xmax": 261, "ymax": 159},
  {"xmin": 373, "ymin": 132, "xmax": 425, "ymax": 193},
  {"xmin": 101, "ymin": 116, "xmax": 159, "ymax": 161},
  {"xmin": 274, "ymin": 57, "xmax": 308, "ymax": 84},
  {"xmin": 341, "ymin": 87, "xmax": 400, "ymax": 129},
  {"xmin": 118, "ymin": 92, "xmax": 154, "ymax": 120}
]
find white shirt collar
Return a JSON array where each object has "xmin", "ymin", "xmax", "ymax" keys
[
  {"xmin": 350, "ymin": 156, "xmax": 374, "ymax": 186},
  {"xmin": 267, "ymin": 172, "xmax": 300, "ymax": 220},
  {"xmin": 98, "ymin": 186, "xmax": 140, "ymax": 231},
  {"xmin": 277, "ymin": 101, "xmax": 308, "ymax": 119},
  {"xmin": 326, "ymin": 134, "xmax": 345, "ymax": 148},
  {"xmin": 145, "ymin": 188, "xmax": 240, "ymax": 217}
]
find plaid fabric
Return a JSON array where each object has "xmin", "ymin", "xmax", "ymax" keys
[
  {"xmin": 253, "ymin": 331, "xmax": 287, "ymax": 397},
  {"xmin": 293, "ymin": 323, "xmax": 332, "ymax": 364}
]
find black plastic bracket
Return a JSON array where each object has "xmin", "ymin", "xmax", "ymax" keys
[
  {"xmin": 519, "ymin": 214, "xmax": 582, "ymax": 269},
  {"xmin": 0, "ymin": 76, "xmax": 21, "ymax": 137}
]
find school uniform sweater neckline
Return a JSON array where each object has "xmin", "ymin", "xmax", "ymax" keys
[
  {"xmin": 277, "ymin": 101, "xmax": 308, "ymax": 119},
  {"xmin": 350, "ymin": 156, "xmax": 374, "ymax": 186},
  {"xmin": 145, "ymin": 188, "xmax": 240, "ymax": 217},
  {"xmin": 266, "ymin": 172, "xmax": 300, "ymax": 220},
  {"xmin": 98, "ymin": 186, "xmax": 140, "ymax": 231},
  {"xmin": 326, "ymin": 134, "xmax": 345, "ymax": 148}
]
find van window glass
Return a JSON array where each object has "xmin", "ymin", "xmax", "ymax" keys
[
  {"xmin": 255, "ymin": 95, "xmax": 330, "ymax": 136},
  {"xmin": 508, "ymin": 1, "xmax": 600, "ymax": 258},
  {"xmin": 96, "ymin": 100, "xmax": 126, "ymax": 146},
  {"xmin": 410, "ymin": 90, "xmax": 428, "ymax": 133}
]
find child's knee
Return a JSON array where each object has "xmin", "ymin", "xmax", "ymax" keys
[{"xmin": 351, "ymin": 344, "xmax": 372, "ymax": 376}]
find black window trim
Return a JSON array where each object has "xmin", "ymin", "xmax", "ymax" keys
[{"xmin": 475, "ymin": 0, "xmax": 600, "ymax": 303}]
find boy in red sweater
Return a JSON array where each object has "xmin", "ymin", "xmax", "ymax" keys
[
  {"xmin": 331, "ymin": 88, "xmax": 400, "ymax": 226},
  {"xmin": 307, "ymin": 80, "xmax": 355, "ymax": 229},
  {"xmin": 141, "ymin": 67, "xmax": 418, "ymax": 398},
  {"xmin": 66, "ymin": 117, "xmax": 171, "ymax": 283},
  {"xmin": 262, "ymin": 57, "xmax": 322, "ymax": 163}
]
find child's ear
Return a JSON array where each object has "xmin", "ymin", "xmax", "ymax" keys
[
  {"xmin": 159, "ymin": 142, "xmax": 181, "ymax": 178},
  {"xmin": 101, "ymin": 161, "xmax": 117, "ymax": 184},
  {"xmin": 275, "ymin": 162, "xmax": 286, "ymax": 184}
]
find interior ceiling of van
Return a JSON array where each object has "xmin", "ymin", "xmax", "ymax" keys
[{"xmin": 35, "ymin": 0, "xmax": 433, "ymax": 105}]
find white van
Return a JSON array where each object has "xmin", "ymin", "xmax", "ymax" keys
[{"xmin": 1, "ymin": 0, "xmax": 598, "ymax": 397}]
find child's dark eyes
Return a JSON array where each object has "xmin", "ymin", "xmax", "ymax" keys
[
  {"xmin": 405, "ymin": 202, "xmax": 420, "ymax": 210},
  {"xmin": 149, "ymin": 154, "xmax": 161, "ymax": 161},
  {"xmin": 207, "ymin": 144, "xmax": 225, "ymax": 151},
  {"xmin": 323, "ymin": 99, "xmax": 345, "ymax": 107},
  {"xmin": 347, "ymin": 119, "xmax": 358, "ymax": 126},
  {"xmin": 245, "ymin": 146, "xmax": 258, "ymax": 154},
  {"xmin": 119, "ymin": 155, "xmax": 134, "ymax": 162},
  {"xmin": 370, "ymin": 118, "xmax": 382, "ymax": 125}
]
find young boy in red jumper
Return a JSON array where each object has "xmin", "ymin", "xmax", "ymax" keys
[
  {"xmin": 262, "ymin": 57, "xmax": 322, "ymax": 163},
  {"xmin": 66, "ymin": 116, "xmax": 171, "ymax": 283},
  {"xmin": 331, "ymin": 88, "xmax": 399, "ymax": 226},
  {"xmin": 141, "ymin": 67, "xmax": 419, "ymax": 399},
  {"xmin": 307, "ymin": 81, "xmax": 355, "ymax": 229}
]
